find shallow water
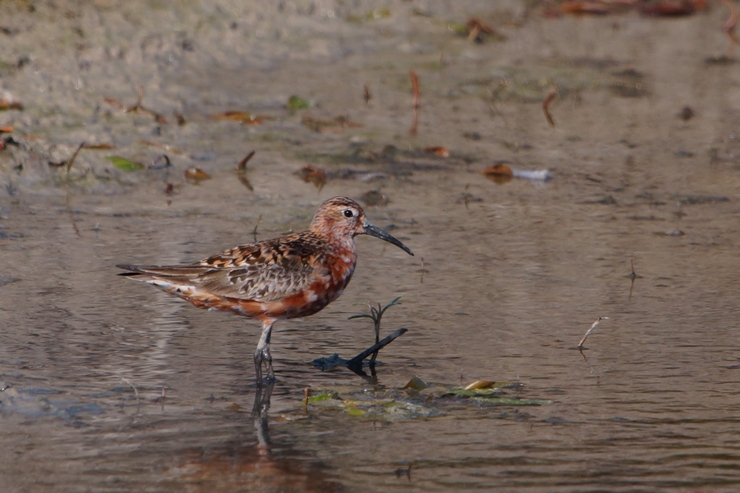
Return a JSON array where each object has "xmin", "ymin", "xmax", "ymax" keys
[{"xmin": 1, "ymin": 1, "xmax": 740, "ymax": 491}]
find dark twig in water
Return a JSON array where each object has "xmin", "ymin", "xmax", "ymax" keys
[
  {"xmin": 627, "ymin": 259, "xmax": 642, "ymax": 300},
  {"xmin": 578, "ymin": 316, "xmax": 608, "ymax": 349},
  {"xmin": 363, "ymin": 84, "xmax": 372, "ymax": 105},
  {"xmin": 236, "ymin": 150, "xmax": 256, "ymax": 171},
  {"xmin": 394, "ymin": 463, "xmax": 412, "ymax": 480},
  {"xmin": 65, "ymin": 142, "xmax": 85, "ymax": 173},
  {"xmin": 347, "ymin": 327, "xmax": 408, "ymax": 371},
  {"xmin": 543, "ymin": 89, "xmax": 557, "ymax": 127},
  {"xmin": 350, "ymin": 296, "xmax": 403, "ymax": 365},
  {"xmin": 410, "ymin": 71, "xmax": 420, "ymax": 109},
  {"xmin": 149, "ymin": 154, "xmax": 171, "ymax": 170},
  {"xmin": 236, "ymin": 151, "xmax": 256, "ymax": 191},
  {"xmin": 252, "ymin": 214, "xmax": 262, "ymax": 242}
]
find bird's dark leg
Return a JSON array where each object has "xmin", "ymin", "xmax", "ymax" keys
[{"xmin": 254, "ymin": 321, "xmax": 275, "ymax": 385}]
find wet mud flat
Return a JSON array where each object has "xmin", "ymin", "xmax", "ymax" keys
[{"xmin": 1, "ymin": 0, "xmax": 740, "ymax": 491}]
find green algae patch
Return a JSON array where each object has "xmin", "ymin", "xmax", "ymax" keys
[
  {"xmin": 302, "ymin": 377, "xmax": 551, "ymax": 421},
  {"xmin": 106, "ymin": 156, "xmax": 144, "ymax": 172}
]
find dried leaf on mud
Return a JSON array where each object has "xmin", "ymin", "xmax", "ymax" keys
[
  {"xmin": 82, "ymin": 143, "xmax": 115, "ymax": 150},
  {"xmin": 209, "ymin": 111, "xmax": 267, "ymax": 125},
  {"xmin": 640, "ymin": 0, "xmax": 706, "ymax": 16},
  {"xmin": 557, "ymin": 1, "xmax": 612, "ymax": 15},
  {"xmin": 464, "ymin": 18, "xmax": 504, "ymax": 42},
  {"xmin": 463, "ymin": 380, "xmax": 498, "ymax": 390},
  {"xmin": 184, "ymin": 167, "xmax": 211, "ymax": 183},
  {"xmin": 423, "ymin": 146, "xmax": 450, "ymax": 157},
  {"xmin": 482, "ymin": 163, "xmax": 552, "ymax": 183},
  {"xmin": 0, "ymin": 99, "xmax": 23, "ymax": 111}
]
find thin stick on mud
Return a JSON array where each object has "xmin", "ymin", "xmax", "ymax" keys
[
  {"xmin": 236, "ymin": 152, "xmax": 255, "ymax": 191},
  {"xmin": 410, "ymin": 70, "xmax": 420, "ymax": 109},
  {"xmin": 543, "ymin": 89, "xmax": 557, "ymax": 127},
  {"xmin": 236, "ymin": 150, "xmax": 256, "ymax": 171},
  {"xmin": 578, "ymin": 316, "xmax": 608, "ymax": 349},
  {"xmin": 347, "ymin": 327, "xmax": 408, "ymax": 369},
  {"xmin": 252, "ymin": 214, "xmax": 262, "ymax": 242},
  {"xmin": 65, "ymin": 142, "xmax": 85, "ymax": 173}
]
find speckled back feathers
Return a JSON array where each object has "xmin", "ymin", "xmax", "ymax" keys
[{"xmin": 117, "ymin": 197, "xmax": 410, "ymax": 324}]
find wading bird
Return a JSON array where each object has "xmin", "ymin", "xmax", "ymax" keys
[{"xmin": 117, "ymin": 197, "xmax": 413, "ymax": 383}]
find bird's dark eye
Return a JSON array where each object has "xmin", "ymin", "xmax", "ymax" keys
[{"xmin": 343, "ymin": 209, "xmax": 354, "ymax": 218}]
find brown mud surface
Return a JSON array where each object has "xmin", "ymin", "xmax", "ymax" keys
[{"xmin": 1, "ymin": 0, "xmax": 740, "ymax": 491}]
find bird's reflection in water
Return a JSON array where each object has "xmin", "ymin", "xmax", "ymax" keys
[{"xmin": 171, "ymin": 383, "xmax": 345, "ymax": 493}]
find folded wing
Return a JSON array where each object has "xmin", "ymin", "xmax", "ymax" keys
[{"xmin": 117, "ymin": 233, "xmax": 330, "ymax": 303}]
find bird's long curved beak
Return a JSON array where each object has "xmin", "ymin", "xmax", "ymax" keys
[{"xmin": 363, "ymin": 221, "xmax": 414, "ymax": 256}]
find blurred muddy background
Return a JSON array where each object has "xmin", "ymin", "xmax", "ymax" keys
[{"xmin": 1, "ymin": 0, "xmax": 740, "ymax": 491}]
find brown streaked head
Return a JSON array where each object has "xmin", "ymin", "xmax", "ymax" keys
[{"xmin": 309, "ymin": 197, "xmax": 414, "ymax": 256}]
